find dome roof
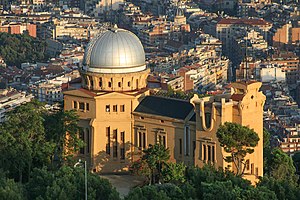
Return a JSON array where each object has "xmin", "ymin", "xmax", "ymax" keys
[{"xmin": 83, "ymin": 27, "xmax": 146, "ymax": 74}]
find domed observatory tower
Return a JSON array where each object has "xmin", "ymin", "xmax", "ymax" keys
[
  {"xmin": 64, "ymin": 27, "xmax": 150, "ymax": 173},
  {"xmin": 81, "ymin": 27, "xmax": 149, "ymax": 92}
]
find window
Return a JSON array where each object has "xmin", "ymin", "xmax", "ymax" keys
[
  {"xmin": 208, "ymin": 146, "xmax": 211, "ymax": 161},
  {"xmin": 179, "ymin": 139, "xmax": 182, "ymax": 155},
  {"xmin": 79, "ymin": 102, "xmax": 84, "ymax": 110},
  {"xmin": 86, "ymin": 128, "xmax": 90, "ymax": 153},
  {"xmin": 108, "ymin": 82, "xmax": 112, "ymax": 87},
  {"xmin": 106, "ymin": 127, "xmax": 110, "ymax": 155},
  {"xmin": 113, "ymin": 129, "xmax": 118, "ymax": 158},
  {"xmin": 113, "ymin": 105, "xmax": 117, "ymax": 112},
  {"xmin": 79, "ymin": 130, "xmax": 84, "ymax": 154},
  {"xmin": 193, "ymin": 141, "xmax": 196, "ymax": 157},
  {"xmin": 251, "ymin": 163, "xmax": 254, "ymax": 174},
  {"xmin": 113, "ymin": 145, "xmax": 118, "ymax": 158},
  {"xmin": 128, "ymin": 81, "xmax": 130, "ymax": 87},
  {"xmin": 121, "ymin": 132, "xmax": 125, "ymax": 143},
  {"xmin": 255, "ymin": 167, "xmax": 258, "ymax": 176},
  {"xmin": 106, "ymin": 105, "xmax": 110, "ymax": 112},
  {"xmin": 73, "ymin": 101, "xmax": 78, "ymax": 109},
  {"xmin": 138, "ymin": 132, "xmax": 142, "ymax": 148},
  {"xmin": 203, "ymin": 144, "xmax": 206, "ymax": 161},
  {"xmin": 99, "ymin": 78, "xmax": 102, "ymax": 87},
  {"xmin": 118, "ymin": 82, "xmax": 121, "ymax": 87},
  {"xmin": 143, "ymin": 132, "xmax": 146, "ymax": 149},
  {"xmin": 86, "ymin": 103, "xmax": 89, "ymax": 111},
  {"xmin": 184, "ymin": 126, "xmax": 190, "ymax": 156},
  {"xmin": 120, "ymin": 147, "xmax": 125, "ymax": 160},
  {"xmin": 120, "ymin": 105, "xmax": 125, "ymax": 112},
  {"xmin": 246, "ymin": 159, "xmax": 250, "ymax": 171}
]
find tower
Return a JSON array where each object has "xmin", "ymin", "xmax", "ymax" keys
[
  {"xmin": 64, "ymin": 27, "xmax": 149, "ymax": 172},
  {"xmin": 192, "ymin": 81, "xmax": 265, "ymax": 184}
]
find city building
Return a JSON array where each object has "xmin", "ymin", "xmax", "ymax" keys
[
  {"xmin": 64, "ymin": 27, "xmax": 265, "ymax": 184},
  {"xmin": 0, "ymin": 88, "xmax": 33, "ymax": 122}
]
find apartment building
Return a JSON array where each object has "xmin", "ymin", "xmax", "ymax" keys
[{"xmin": 0, "ymin": 89, "xmax": 33, "ymax": 122}]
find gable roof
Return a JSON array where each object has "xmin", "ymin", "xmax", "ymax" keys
[{"xmin": 134, "ymin": 96, "xmax": 194, "ymax": 120}]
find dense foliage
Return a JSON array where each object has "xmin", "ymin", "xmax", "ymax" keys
[
  {"xmin": 0, "ymin": 101, "xmax": 119, "ymax": 200},
  {"xmin": 0, "ymin": 32, "xmax": 47, "ymax": 67}
]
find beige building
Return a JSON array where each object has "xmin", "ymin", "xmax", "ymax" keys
[{"xmin": 64, "ymin": 27, "xmax": 265, "ymax": 183}]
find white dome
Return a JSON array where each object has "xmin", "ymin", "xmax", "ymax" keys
[{"xmin": 83, "ymin": 27, "xmax": 146, "ymax": 74}]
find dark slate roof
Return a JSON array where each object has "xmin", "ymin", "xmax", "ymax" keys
[{"xmin": 134, "ymin": 96, "xmax": 194, "ymax": 120}]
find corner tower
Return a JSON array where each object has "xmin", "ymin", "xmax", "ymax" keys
[
  {"xmin": 64, "ymin": 27, "xmax": 150, "ymax": 173},
  {"xmin": 192, "ymin": 81, "xmax": 265, "ymax": 184}
]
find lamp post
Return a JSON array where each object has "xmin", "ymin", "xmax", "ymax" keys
[{"xmin": 74, "ymin": 159, "xmax": 87, "ymax": 200}]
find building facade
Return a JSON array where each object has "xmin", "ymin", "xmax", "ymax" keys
[{"xmin": 64, "ymin": 27, "xmax": 265, "ymax": 183}]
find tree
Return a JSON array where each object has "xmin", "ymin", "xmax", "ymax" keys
[
  {"xmin": 26, "ymin": 166, "xmax": 120, "ymax": 200},
  {"xmin": 258, "ymin": 176, "xmax": 300, "ymax": 200},
  {"xmin": 0, "ymin": 101, "xmax": 55, "ymax": 182},
  {"xmin": 263, "ymin": 128, "xmax": 272, "ymax": 173},
  {"xmin": 142, "ymin": 144, "xmax": 170, "ymax": 184},
  {"xmin": 44, "ymin": 110, "xmax": 84, "ymax": 167},
  {"xmin": 292, "ymin": 151, "xmax": 300, "ymax": 175},
  {"xmin": 265, "ymin": 148, "xmax": 298, "ymax": 183},
  {"xmin": 0, "ymin": 171, "xmax": 24, "ymax": 200},
  {"xmin": 0, "ymin": 32, "xmax": 47, "ymax": 67},
  {"xmin": 216, "ymin": 122, "xmax": 259, "ymax": 176},
  {"xmin": 162, "ymin": 162, "xmax": 186, "ymax": 184}
]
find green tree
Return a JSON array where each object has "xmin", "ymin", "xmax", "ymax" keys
[
  {"xmin": 26, "ymin": 166, "xmax": 120, "ymax": 200},
  {"xmin": 265, "ymin": 148, "xmax": 298, "ymax": 183},
  {"xmin": 0, "ymin": 32, "xmax": 47, "ymax": 67},
  {"xmin": 292, "ymin": 151, "xmax": 300, "ymax": 175},
  {"xmin": 258, "ymin": 176, "xmax": 300, "ymax": 200},
  {"xmin": 0, "ymin": 101, "xmax": 54, "ymax": 182},
  {"xmin": 216, "ymin": 122, "xmax": 259, "ymax": 176},
  {"xmin": 0, "ymin": 171, "xmax": 24, "ymax": 200},
  {"xmin": 263, "ymin": 128, "xmax": 272, "ymax": 173},
  {"xmin": 44, "ymin": 110, "xmax": 84, "ymax": 167},
  {"xmin": 142, "ymin": 144, "xmax": 170, "ymax": 184},
  {"xmin": 162, "ymin": 162, "xmax": 186, "ymax": 184}
]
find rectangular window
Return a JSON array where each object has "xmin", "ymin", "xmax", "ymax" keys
[
  {"xmin": 208, "ymin": 145, "xmax": 211, "ymax": 161},
  {"xmin": 79, "ymin": 102, "xmax": 84, "ymax": 110},
  {"xmin": 138, "ymin": 132, "xmax": 142, "ymax": 148},
  {"xmin": 212, "ymin": 146, "xmax": 215, "ymax": 162},
  {"xmin": 251, "ymin": 163, "xmax": 254, "ymax": 174},
  {"xmin": 106, "ymin": 105, "xmax": 110, "ymax": 112},
  {"xmin": 113, "ymin": 145, "xmax": 118, "ymax": 158},
  {"xmin": 185, "ymin": 126, "xmax": 190, "ymax": 156},
  {"xmin": 121, "ymin": 131, "xmax": 125, "ymax": 143},
  {"xmin": 193, "ymin": 141, "xmax": 196, "ymax": 157},
  {"xmin": 203, "ymin": 144, "xmax": 206, "ymax": 161},
  {"xmin": 255, "ymin": 167, "xmax": 259, "ymax": 176},
  {"xmin": 113, "ymin": 129, "xmax": 118, "ymax": 142},
  {"xmin": 134, "ymin": 129, "xmax": 138, "ymax": 147},
  {"xmin": 86, "ymin": 103, "xmax": 89, "ymax": 111},
  {"xmin": 120, "ymin": 147, "xmax": 125, "ymax": 160},
  {"xmin": 163, "ymin": 136, "xmax": 166, "ymax": 147},
  {"xmin": 179, "ymin": 139, "xmax": 182, "ymax": 155},
  {"xmin": 79, "ymin": 130, "xmax": 84, "ymax": 154},
  {"xmin": 106, "ymin": 127, "xmax": 110, "ymax": 155},
  {"xmin": 246, "ymin": 160, "xmax": 250, "ymax": 171},
  {"xmin": 143, "ymin": 132, "xmax": 146, "ymax": 148},
  {"xmin": 120, "ymin": 105, "xmax": 125, "ymax": 112},
  {"xmin": 113, "ymin": 105, "xmax": 117, "ymax": 112},
  {"xmin": 73, "ymin": 101, "xmax": 78, "ymax": 109}
]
